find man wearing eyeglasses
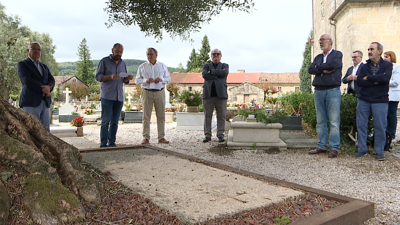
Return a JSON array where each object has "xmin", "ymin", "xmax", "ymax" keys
[
  {"xmin": 202, "ymin": 48, "xmax": 229, "ymax": 143},
  {"xmin": 342, "ymin": 50, "xmax": 364, "ymax": 96},
  {"xmin": 18, "ymin": 42, "xmax": 55, "ymax": 132},
  {"xmin": 135, "ymin": 47, "xmax": 171, "ymax": 145},
  {"xmin": 308, "ymin": 34, "xmax": 343, "ymax": 158}
]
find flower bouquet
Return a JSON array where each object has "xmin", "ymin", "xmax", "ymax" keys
[{"xmin": 71, "ymin": 116, "xmax": 84, "ymax": 127}]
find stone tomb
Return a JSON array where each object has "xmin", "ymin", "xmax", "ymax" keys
[{"xmin": 227, "ymin": 121, "xmax": 287, "ymax": 150}]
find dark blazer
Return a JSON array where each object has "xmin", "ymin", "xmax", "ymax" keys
[
  {"xmin": 357, "ymin": 58, "xmax": 392, "ymax": 103},
  {"xmin": 308, "ymin": 49, "xmax": 343, "ymax": 90},
  {"xmin": 18, "ymin": 58, "xmax": 55, "ymax": 108},
  {"xmin": 202, "ymin": 62, "xmax": 229, "ymax": 99},
  {"xmin": 342, "ymin": 63, "xmax": 364, "ymax": 96}
]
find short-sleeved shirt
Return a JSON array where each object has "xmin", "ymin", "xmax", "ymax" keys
[{"xmin": 96, "ymin": 55, "xmax": 127, "ymax": 102}]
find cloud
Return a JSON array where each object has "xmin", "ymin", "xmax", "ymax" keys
[{"xmin": 2, "ymin": 0, "xmax": 312, "ymax": 73}]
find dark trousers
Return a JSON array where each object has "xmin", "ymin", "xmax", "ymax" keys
[
  {"xmin": 387, "ymin": 101, "xmax": 399, "ymax": 139},
  {"xmin": 203, "ymin": 97, "xmax": 227, "ymax": 138}
]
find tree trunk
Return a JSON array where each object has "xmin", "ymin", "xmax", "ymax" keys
[{"xmin": 0, "ymin": 95, "xmax": 101, "ymax": 224}]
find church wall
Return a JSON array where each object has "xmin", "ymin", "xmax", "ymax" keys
[{"xmin": 312, "ymin": 0, "xmax": 400, "ymax": 93}]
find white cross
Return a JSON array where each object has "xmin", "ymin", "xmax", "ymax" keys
[
  {"xmin": 63, "ymin": 87, "xmax": 72, "ymax": 104},
  {"xmin": 127, "ymin": 94, "xmax": 133, "ymax": 105}
]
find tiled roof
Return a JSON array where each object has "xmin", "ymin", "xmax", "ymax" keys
[
  {"xmin": 54, "ymin": 75, "xmax": 88, "ymax": 87},
  {"xmin": 260, "ymin": 73, "xmax": 300, "ymax": 84},
  {"xmin": 169, "ymin": 72, "xmax": 262, "ymax": 84},
  {"xmin": 54, "ymin": 76, "xmax": 76, "ymax": 85},
  {"xmin": 129, "ymin": 72, "xmax": 300, "ymax": 85}
]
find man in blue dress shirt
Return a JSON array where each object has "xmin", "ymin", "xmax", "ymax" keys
[{"xmin": 96, "ymin": 43, "xmax": 133, "ymax": 147}]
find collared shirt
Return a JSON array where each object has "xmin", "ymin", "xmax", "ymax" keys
[
  {"xmin": 96, "ymin": 55, "xmax": 127, "ymax": 102},
  {"xmin": 370, "ymin": 60, "xmax": 380, "ymax": 75},
  {"xmin": 350, "ymin": 62, "xmax": 362, "ymax": 90},
  {"xmin": 135, "ymin": 61, "xmax": 171, "ymax": 89},
  {"xmin": 323, "ymin": 48, "xmax": 334, "ymax": 63},
  {"xmin": 29, "ymin": 57, "xmax": 43, "ymax": 76}
]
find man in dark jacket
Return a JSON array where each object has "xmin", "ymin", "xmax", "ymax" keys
[
  {"xmin": 308, "ymin": 34, "xmax": 343, "ymax": 158},
  {"xmin": 18, "ymin": 42, "xmax": 55, "ymax": 131},
  {"xmin": 342, "ymin": 50, "xmax": 364, "ymax": 96},
  {"xmin": 355, "ymin": 42, "xmax": 392, "ymax": 161},
  {"xmin": 202, "ymin": 48, "xmax": 229, "ymax": 143}
]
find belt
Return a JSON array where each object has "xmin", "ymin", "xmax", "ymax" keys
[{"xmin": 145, "ymin": 88, "xmax": 164, "ymax": 92}]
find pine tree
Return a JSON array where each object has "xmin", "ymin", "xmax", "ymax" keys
[
  {"xmin": 186, "ymin": 48, "xmax": 199, "ymax": 72},
  {"xmin": 198, "ymin": 35, "xmax": 211, "ymax": 66},
  {"xmin": 299, "ymin": 30, "xmax": 313, "ymax": 93},
  {"xmin": 76, "ymin": 38, "xmax": 95, "ymax": 85}
]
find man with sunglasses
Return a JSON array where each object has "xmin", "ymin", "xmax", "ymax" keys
[
  {"xmin": 308, "ymin": 34, "xmax": 343, "ymax": 158},
  {"xmin": 202, "ymin": 49, "xmax": 229, "ymax": 143}
]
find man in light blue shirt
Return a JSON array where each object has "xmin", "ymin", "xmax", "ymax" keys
[{"xmin": 96, "ymin": 43, "xmax": 133, "ymax": 147}]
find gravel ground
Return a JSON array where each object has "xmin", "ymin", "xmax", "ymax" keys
[{"xmin": 82, "ymin": 122, "xmax": 400, "ymax": 225}]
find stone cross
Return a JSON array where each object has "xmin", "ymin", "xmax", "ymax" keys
[
  {"xmin": 251, "ymin": 98, "xmax": 256, "ymax": 106},
  {"xmin": 127, "ymin": 94, "xmax": 133, "ymax": 105},
  {"xmin": 63, "ymin": 88, "xmax": 72, "ymax": 104}
]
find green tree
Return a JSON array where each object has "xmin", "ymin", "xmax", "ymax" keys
[
  {"xmin": 186, "ymin": 48, "xmax": 200, "ymax": 72},
  {"xmin": 299, "ymin": 30, "xmax": 313, "ymax": 93},
  {"xmin": 0, "ymin": 4, "xmax": 29, "ymax": 100},
  {"xmin": 64, "ymin": 82, "xmax": 90, "ymax": 101},
  {"xmin": 105, "ymin": 0, "xmax": 254, "ymax": 41},
  {"xmin": 76, "ymin": 38, "xmax": 95, "ymax": 85},
  {"xmin": 177, "ymin": 63, "xmax": 185, "ymax": 73},
  {"xmin": 198, "ymin": 35, "xmax": 211, "ymax": 66},
  {"xmin": 0, "ymin": 3, "xmax": 58, "ymax": 100}
]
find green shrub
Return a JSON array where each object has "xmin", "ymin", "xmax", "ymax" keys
[{"xmin": 280, "ymin": 92, "xmax": 377, "ymax": 154}]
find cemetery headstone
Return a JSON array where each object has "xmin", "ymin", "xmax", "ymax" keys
[{"xmin": 59, "ymin": 88, "xmax": 79, "ymax": 122}]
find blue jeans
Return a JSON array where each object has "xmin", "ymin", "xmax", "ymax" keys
[
  {"xmin": 387, "ymin": 101, "xmax": 399, "ymax": 139},
  {"xmin": 23, "ymin": 99, "xmax": 50, "ymax": 132},
  {"xmin": 357, "ymin": 99, "xmax": 388, "ymax": 155},
  {"xmin": 314, "ymin": 87, "xmax": 341, "ymax": 151},
  {"xmin": 100, "ymin": 98, "xmax": 123, "ymax": 147}
]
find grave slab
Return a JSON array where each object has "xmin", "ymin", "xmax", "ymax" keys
[
  {"xmin": 82, "ymin": 149, "xmax": 303, "ymax": 224},
  {"xmin": 50, "ymin": 126, "xmax": 77, "ymax": 138}
]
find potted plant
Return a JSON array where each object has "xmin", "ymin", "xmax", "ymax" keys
[
  {"xmin": 236, "ymin": 103, "xmax": 288, "ymax": 124},
  {"xmin": 225, "ymin": 110, "xmax": 237, "ymax": 131},
  {"xmin": 178, "ymin": 90, "xmax": 202, "ymax": 113},
  {"xmin": 71, "ymin": 116, "xmax": 84, "ymax": 137},
  {"xmin": 124, "ymin": 102, "xmax": 143, "ymax": 123}
]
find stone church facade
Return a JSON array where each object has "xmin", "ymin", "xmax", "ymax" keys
[{"xmin": 312, "ymin": 0, "xmax": 400, "ymax": 81}]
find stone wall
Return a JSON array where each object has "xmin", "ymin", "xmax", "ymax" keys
[{"xmin": 312, "ymin": 0, "xmax": 400, "ymax": 92}]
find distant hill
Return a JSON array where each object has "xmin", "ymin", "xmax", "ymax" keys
[{"xmin": 58, "ymin": 59, "xmax": 178, "ymax": 76}]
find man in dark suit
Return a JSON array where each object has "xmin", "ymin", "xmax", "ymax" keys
[
  {"xmin": 308, "ymin": 34, "xmax": 343, "ymax": 158},
  {"xmin": 202, "ymin": 48, "xmax": 229, "ymax": 143},
  {"xmin": 342, "ymin": 50, "xmax": 364, "ymax": 96},
  {"xmin": 18, "ymin": 42, "xmax": 55, "ymax": 131}
]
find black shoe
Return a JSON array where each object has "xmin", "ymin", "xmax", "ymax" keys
[
  {"xmin": 203, "ymin": 137, "xmax": 211, "ymax": 143},
  {"xmin": 218, "ymin": 137, "xmax": 225, "ymax": 142}
]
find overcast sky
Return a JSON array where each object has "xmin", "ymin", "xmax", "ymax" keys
[{"xmin": 2, "ymin": 0, "xmax": 312, "ymax": 73}]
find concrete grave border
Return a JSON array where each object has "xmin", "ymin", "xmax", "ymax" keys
[{"xmin": 80, "ymin": 145, "xmax": 374, "ymax": 225}]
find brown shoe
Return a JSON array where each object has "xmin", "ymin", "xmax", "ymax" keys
[
  {"xmin": 309, "ymin": 148, "xmax": 327, "ymax": 154},
  {"xmin": 328, "ymin": 150, "xmax": 339, "ymax": 158},
  {"xmin": 141, "ymin": 139, "xmax": 149, "ymax": 145},
  {"xmin": 158, "ymin": 138, "xmax": 169, "ymax": 144}
]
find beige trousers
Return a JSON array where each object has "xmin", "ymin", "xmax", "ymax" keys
[{"xmin": 141, "ymin": 89, "xmax": 165, "ymax": 140}]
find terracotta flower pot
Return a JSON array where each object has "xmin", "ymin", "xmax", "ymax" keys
[
  {"xmin": 76, "ymin": 127, "xmax": 83, "ymax": 137},
  {"xmin": 187, "ymin": 106, "xmax": 199, "ymax": 113}
]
